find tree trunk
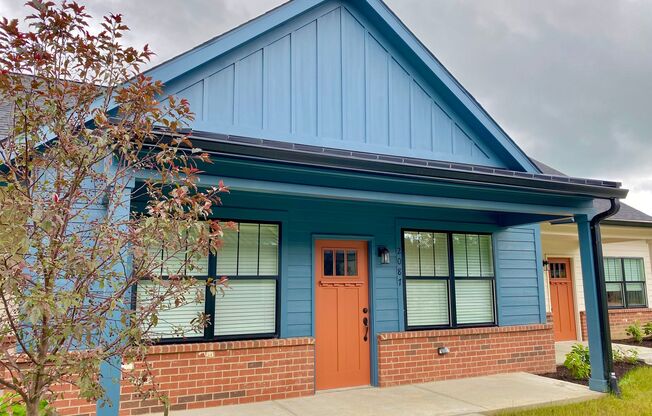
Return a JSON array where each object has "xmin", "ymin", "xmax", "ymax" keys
[{"xmin": 25, "ymin": 397, "xmax": 41, "ymax": 416}]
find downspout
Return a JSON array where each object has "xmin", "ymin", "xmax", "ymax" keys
[{"xmin": 590, "ymin": 197, "xmax": 621, "ymax": 395}]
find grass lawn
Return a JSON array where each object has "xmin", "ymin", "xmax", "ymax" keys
[{"xmin": 498, "ymin": 367, "xmax": 652, "ymax": 416}]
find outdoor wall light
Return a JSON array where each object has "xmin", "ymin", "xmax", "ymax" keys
[
  {"xmin": 438, "ymin": 346, "xmax": 450, "ymax": 356},
  {"xmin": 542, "ymin": 260, "xmax": 550, "ymax": 273},
  {"xmin": 377, "ymin": 246, "xmax": 390, "ymax": 264}
]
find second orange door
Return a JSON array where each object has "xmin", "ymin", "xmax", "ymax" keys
[
  {"xmin": 548, "ymin": 258, "xmax": 577, "ymax": 341},
  {"xmin": 315, "ymin": 240, "xmax": 370, "ymax": 390}
]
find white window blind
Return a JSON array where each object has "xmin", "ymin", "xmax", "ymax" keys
[
  {"xmin": 452, "ymin": 234, "xmax": 494, "ymax": 277},
  {"xmin": 136, "ymin": 280, "xmax": 205, "ymax": 339},
  {"xmin": 214, "ymin": 280, "xmax": 276, "ymax": 336},
  {"xmin": 216, "ymin": 222, "xmax": 279, "ymax": 276},
  {"xmin": 403, "ymin": 230, "xmax": 496, "ymax": 328},
  {"xmin": 455, "ymin": 280, "xmax": 494, "ymax": 324},
  {"xmin": 406, "ymin": 280, "xmax": 449, "ymax": 326},
  {"xmin": 403, "ymin": 231, "xmax": 449, "ymax": 277}
]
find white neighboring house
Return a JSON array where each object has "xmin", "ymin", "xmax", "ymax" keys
[{"xmin": 537, "ymin": 161, "xmax": 652, "ymax": 342}]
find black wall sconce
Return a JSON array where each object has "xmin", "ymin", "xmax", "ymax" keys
[
  {"xmin": 542, "ymin": 260, "xmax": 550, "ymax": 273},
  {"xmin": 377, "ymin": 246, "xmax": 390, "ymax": 264}
]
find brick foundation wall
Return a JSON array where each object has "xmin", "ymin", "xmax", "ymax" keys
[
  {"xmin": 580, "ymin": 308, "xmax": 652, "ymax": 341},
  {"xmin": 2, "ymin": 338, "xmax": 315, "ymax": 416},
  {"xmin": 120, "ymin": 337, "xmax": 315, "ymax": 415},
  {"xmin": 377, "ymin": 324, "xmax": 556, "ymax": 387}
]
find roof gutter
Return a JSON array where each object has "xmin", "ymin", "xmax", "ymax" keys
[
  {"xmin": 155, "ymin": 130, "xmax": 628, "ymax": 200},
  {"xmin": 601, "ymin": 219, "xmax": 652, "ymax": 228},
  {"xmin": 590, "ymin": 198, "xmax": 621, "ymax": 395}
]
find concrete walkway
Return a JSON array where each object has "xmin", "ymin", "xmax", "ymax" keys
[
  {"xmin": 172, "ymin": 372, "xmax": 601, "ymax": 416},
  {"xmin": 556, "ymin": 340, "xmax": 652, "ymax": 365}
]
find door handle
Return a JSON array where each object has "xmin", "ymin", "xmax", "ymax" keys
[{"xmin": 362, "ymin": 316, "xmax": 369, "ymax": 342}]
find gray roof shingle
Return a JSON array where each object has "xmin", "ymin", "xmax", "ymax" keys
[{"xmin": 533, "ymin": 159, "xmax": 652, "ymax": 223}]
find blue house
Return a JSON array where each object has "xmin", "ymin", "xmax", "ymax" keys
[{"xmin": 94, "ymin": 0, "xmax": 626, "ymax": 414}]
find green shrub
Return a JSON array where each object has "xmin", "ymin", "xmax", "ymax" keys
[
  {"xmin": 643, "ymin": 322, "xmax": 652, "ymax": 337},
  {"xmin": 0, "ymin": 393, "xmax": 50, "ymax": 416},
  {"xmin": 613, "ymin": 347, "xmax": 640, "ymax": 364},
  {"xmin": 626, "ymin": 322, "xmax": 644, "ymax": 343},
  {"xmin": 564, "ymin": 344, "xmax": 591, "ymax": 380}
]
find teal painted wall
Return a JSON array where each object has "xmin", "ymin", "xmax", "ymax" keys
[
  {"xmin": 161, "ymin": 1, "xmax": 508, "ymax": 168},
  {"xmin": 183, "ymin": 189, "xmax": 547, "ymax": 384}
]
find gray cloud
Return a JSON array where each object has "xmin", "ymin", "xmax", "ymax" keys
[{"xmin": 1, "ymin": 0, "xmax": 650, "ymax": 213}]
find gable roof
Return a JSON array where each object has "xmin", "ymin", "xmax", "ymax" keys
[
  {"xmin": 533, "ymin": 159, "xmax": 652, "ymax": 225},
  {"xmin": 140, "ymin": 0, "xmax": 541, "ymax": 173}
]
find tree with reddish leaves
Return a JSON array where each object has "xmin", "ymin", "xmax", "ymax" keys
[{"xmin": 0, "ymin": 2, "xmax": 227, "ymax": 415}]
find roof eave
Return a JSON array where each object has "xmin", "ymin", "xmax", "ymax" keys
[{"xmin": 153, "ymin": 129, "xmax": 627, "ymax": 200}]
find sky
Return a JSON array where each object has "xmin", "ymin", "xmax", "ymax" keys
[{"xmin": 1, "ymin": 0, "xmax": 651, "ymax": 214}]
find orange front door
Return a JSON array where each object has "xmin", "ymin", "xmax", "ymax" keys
[
  {"xmin": 548, "ymin": 258, "xmax": 577, "ymax": 341},
  {"xmin": 315, "ymin": 240, "xmax": 370, "ymax": 390}
]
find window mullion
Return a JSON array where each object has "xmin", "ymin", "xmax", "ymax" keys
[{"xmin": 448, "ymin": 232, "xmax": 457, "ymax": 328}]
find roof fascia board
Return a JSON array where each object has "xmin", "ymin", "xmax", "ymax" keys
[
  {"xmin": 133, "ymin": 169, "xmax": 592, "ymax": 218},
  {"xmin": 143, "ymin": 0, "xmax": 322, "ymax": 84}
]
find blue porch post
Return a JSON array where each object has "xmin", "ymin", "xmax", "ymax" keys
[
  {"xmin": 97, "ymin": 174, "xmax": 135, "ymax": 416},
  {"xmin": 576, "ymin": 214, "xmax": 610, "ymax": 392}
]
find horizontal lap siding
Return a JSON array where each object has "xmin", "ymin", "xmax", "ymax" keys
[
  {"xmin": 494, "ymin": 225, "xmax": 545, "ymax": 326},
  {"xmin": 283, "ymin": 202, "xmax": 397, "ymax": 338}
]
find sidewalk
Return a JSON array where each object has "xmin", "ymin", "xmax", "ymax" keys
[
  {"xmin": 556, "ymin": 340, "xmax": 652, "ymax": 365},
  {"xmin": 167, "ymin": 372, "xmax": 601, "ymax": 416}
]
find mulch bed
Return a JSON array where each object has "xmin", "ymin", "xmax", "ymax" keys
[
  {"xmin": 615, "ymin": 338, "xmax": 652, "ymax": 348},
  {"xmin": 541, "ymin": 361, "xmax": 646, "ymax": 386}
]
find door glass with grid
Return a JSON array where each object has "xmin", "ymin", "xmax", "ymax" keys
[{"xmin": 323, "ymin": 248, "xmax": 359, "ymax": 277}]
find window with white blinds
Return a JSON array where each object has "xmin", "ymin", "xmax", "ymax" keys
[
  {"xmin": 403, "ymin": 230, "xmax": 496, "ymax": 329},
  {"xmin": 136, "ymin": 221, "xmax": 280, "ymax": 342},
  {"xmin": 604, "ymin": 257, "xmax": 647, "ymax": 308}
]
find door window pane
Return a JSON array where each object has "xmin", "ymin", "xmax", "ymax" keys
[
  {"xmin": 346, "ymin": 250, "xmax": 358, "ymax": 276},
  {"xmin": 323, "ymin": 250, "xmax": 334, "ymax": 276},
  {"xmin": 455, "ymin": 280, "xmax": 494, "ymax": 324},
  {"xmin": 406, "ymin": 280, "xmax": 449, "ymax": 326},
  {"xmin": 335, "ymin": 250, "xmax": 345, "ymax": 276}
]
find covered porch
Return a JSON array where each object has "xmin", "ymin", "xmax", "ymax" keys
[{"xmin": 112, "ymin": 136, "xmax": 627, "ymax": 415}]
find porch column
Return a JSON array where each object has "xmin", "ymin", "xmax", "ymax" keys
[
  {"xmin": 575, "ymin": 214, "xmax": 612, "ymax": 393},
  {"xmin": 97, "ymin": 172, "xmax": 134, "ymax": 416}
]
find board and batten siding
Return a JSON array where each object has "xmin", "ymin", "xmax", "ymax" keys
[
  {"xmin": 494, "ymin": 225, "xmax": 546, "ymax": 326},
  {"xmin": 160, "ymin": 2, "xmax": 506, "ymax": 167}
]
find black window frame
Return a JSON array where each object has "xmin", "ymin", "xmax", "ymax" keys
[
  {"xmin": 604, "ymin": 257, "xmax": 648, "ymax": 310},
  {"xmin": 401, "ymin": 229, "xmax": 497, "ymax": 330},
  {"xmin": 132, "ymin": 219, "xmax": 282, "ymax": 344}
]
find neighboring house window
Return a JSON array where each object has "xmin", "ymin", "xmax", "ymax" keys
[
  {"xmin": 135, "ymin": 221, "xmax": 280, "ymax": 342},
  {"xmin": 403, "ymin": 231, "xmax": 496, "ymax": 329},
  {"xmin": 604, "ymin": 257, "xmax": 647, "ymax": 309}
]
